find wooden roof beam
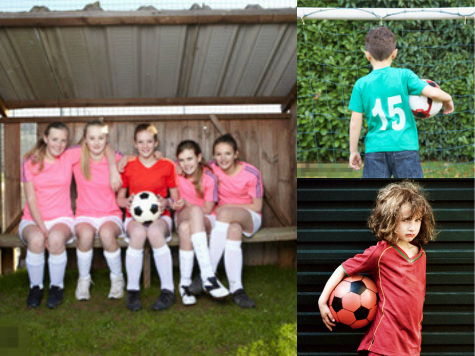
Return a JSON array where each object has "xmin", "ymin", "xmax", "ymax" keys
[
  {"xmin": 0, "ymin": 9, "xmax": 296, "ymax": 27},
  {"xmin": 280, "ymin": 83, "xmax": 297, "ymax": 113},
  {"xmin": 2, "ymin": 113, "xmax": 290, "ymax": 124},
  {"xmin": 6, "ymin": 96, "xmax": 287, "ymax": 109},
  {"xmin": 0, "ymin": 94, "xmax": 9, "ymax": 118}
]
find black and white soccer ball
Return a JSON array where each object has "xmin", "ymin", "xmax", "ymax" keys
[{"xmin": 130, "ymin": 191, "xmax": 162, "ymax": 224}]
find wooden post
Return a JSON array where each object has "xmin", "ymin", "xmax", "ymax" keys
[
  {"xmin": 2, "ymin": 123, "xmax": 21, "ymax": 274},
  {"xmin": 143, "ymin": 245, "xmax": 151, "ymax": 289}
]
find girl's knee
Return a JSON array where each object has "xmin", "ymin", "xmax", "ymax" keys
[
  {"xmin": 228, "ymin": 222, "xmax": 243, "ymax": 239},
  {"xmin": 178, "ymin": 220, "xmax": 191, "ymax": 237},
  {"xmin": 28, "ymin": 235, "xmax": 46, "ymax": 252}
]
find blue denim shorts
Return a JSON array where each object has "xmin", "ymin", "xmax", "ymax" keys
[{"xmin": 362, "ymin": 150, "xmax": 423, "ymax": 178}]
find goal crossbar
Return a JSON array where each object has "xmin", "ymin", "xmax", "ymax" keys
[{"xmin": 297, "ymin": 7, "xmax": 475, "ymax": 21}]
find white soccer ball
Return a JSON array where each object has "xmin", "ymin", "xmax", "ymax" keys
[
  {"xmin": 409, "ymin": 79, "xmax": 443, "ymax": 119},
  {"xmin": 130, "ymin": 191, "xmax": 162, "ymax": 224}
]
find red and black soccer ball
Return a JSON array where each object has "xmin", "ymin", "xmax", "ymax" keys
[
  {"xmin": 328, "ymin": 275, "xmax": 378, "ymax": 329},
  {"xmin": 408, "ymin": 79, "xmax": 443, "ymax": 119}
]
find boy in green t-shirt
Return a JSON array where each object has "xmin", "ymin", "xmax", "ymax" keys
[{"xmin": 349, "ymin": 27, "xmax": 454, "ymax": 178}]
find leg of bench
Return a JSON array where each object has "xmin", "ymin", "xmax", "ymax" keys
[
  {"xmin": 278, "ymin": 241, "xmax": 296, "ymax": 268},
  {"xmin": 143, "ymin": 246, "xmax": 151, "ymax": 289},
  {"xmin": 1, "ymin": 248, "xmax": 15, "ymax": 275}
]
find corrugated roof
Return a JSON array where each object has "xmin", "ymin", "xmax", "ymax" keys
[{"xmin": 0, "ymin": 6, "xmax": 296, "ymax": 110}]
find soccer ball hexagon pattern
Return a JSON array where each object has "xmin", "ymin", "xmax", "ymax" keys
[
  {"xmin": 130, "ymin": 191, "xmax": 162, "ymax": 224},
  {"xmin": 328, "ymin": 275, "xmax": 378, "ymax": 329},
  {"xmin": 409, "ymin": 79, "xmax": 443, "ymax": 119}
]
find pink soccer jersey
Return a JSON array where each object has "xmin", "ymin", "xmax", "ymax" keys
[
  {"xmin": 21, "ymin": 146, "xmax": 81, "ymax": 221},
  {"xmin": 177, "ymin": 169, "xmax": 218, "ymax": 207},
  {"xmin": 73, "ymin": 152, "xmax": 122, "ymax": 218},
  {"xmin": 209, "ymin": 161, "xmax": 263, "ymax": 206}
]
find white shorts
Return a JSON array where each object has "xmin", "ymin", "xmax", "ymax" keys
[
  {"xmin": 19, "ymin": 217, "xmax": 76, "ymax": 246},
  {"xmin": 74, "ymin": 216, "xmax": 125, "ymax": 238},
  {"xmin": 243, "ymin": 209, "xmax": 262, "ymax": 238},
  {"xmin": 124, "ymin": 215, "xmax": 173, "ymax": 244},
  {"xmin": 174, "ymin": 212, "xmax": 216, "ymax": 231}
]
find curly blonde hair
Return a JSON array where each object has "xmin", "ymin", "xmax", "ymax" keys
[{"xmin": 368, "ymin": 181, "xmax": 436, "ymax": 245}]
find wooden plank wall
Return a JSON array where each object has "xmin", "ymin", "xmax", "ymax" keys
[
  {"xmin": 297, "ymin": 179, "xmax": 475, "ymax": 356},
  {"xmin": 3, "ymin": 117, "xmax": 296, "ymax": 267}
]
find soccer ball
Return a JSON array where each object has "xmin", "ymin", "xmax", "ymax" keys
[
  {"xmin": 409, "ymin": 79, "xmax": 443, "ymax": 119},
  {"xmin": 130, "ymin": 191, "xmax": 162, "ymax": 224},
  {"xmin": 328, "ymin": 275, "xmax": 378, "ymax": 329}
]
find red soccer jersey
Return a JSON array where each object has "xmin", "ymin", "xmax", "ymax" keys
[
  {"xmin": 121, "ymin": 157, "xmax": 177, "ymax": 218},
  {"xmin": 342, "ymin": 240, "xmax": 426, "ymax": 356}
]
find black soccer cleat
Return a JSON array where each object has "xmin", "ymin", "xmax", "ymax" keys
[
  {"xmin": 152, "ymin": 289, "xmax": 176, "ymax": 311},
  {"xmin": 46, "ymin": 286, "xmax": 64, "ymax": 309},
  {"xmin": 126, "ymin": 290, "xmax": 142, "ymax": 311},
  {"xmin": 232, "ymin": 289, "xmax": 255, "ymax": 309},
  {"xmin": 188, "ymin": 276, "xmax": 203, "ymax": 295},
  {"xmin": 27, "ymin": 286, "xmax": 43, "ymax": 309}
]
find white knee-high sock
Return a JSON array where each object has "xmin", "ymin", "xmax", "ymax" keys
[
  {"xmin": 153, "ymin": 245, "xmax": 174, "ymax": 292},
  {"xmin": 224, "ymin": 240, "xmax": 243, "ymax": 293},
  {"xmin": 48, "ymin": 251, "xmax": 67, "ymax": 288},
  {"xmin": 209, "ymin": 221, "xmax": 229, "ymax": 272},
  {"xmin": 179, "ymin": 249, "xmax": 194, "ymax": 287},
  {"xmin": 191, "ymin": 232, "xmax": 214, "ymax": 280},
  {"xmin": 126, "ymin": 247, "xmax": 143, "ymax": 291},
  {"xmin": 104, "ymin": 249, "xmax": 123, "ymax": 278},
  {"xmin": 76, "ymin": 249, "xmax": 93, "ymax": 279},
  {"xmin": 26, "ymin": 250, "xmax": 45, "ymax": 289}
]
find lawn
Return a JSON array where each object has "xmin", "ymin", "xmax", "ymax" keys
[
  {"xmin": 297, "ymin": 160, "xmax": 475, "ymax": 178},
  {"xmin": 0, "ymin": 265, "xmax": 296, "ymax": 355}
]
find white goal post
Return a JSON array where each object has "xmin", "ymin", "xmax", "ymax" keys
[{"xmin": 297, "ymin": 7, "xmax": 475, "ymax": 21}]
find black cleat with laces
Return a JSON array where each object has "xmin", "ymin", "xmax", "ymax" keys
[
  {"xmin": 46, "ymin": 286, "xmax": 64, "ymax": 309},
  {"xmin": 27, "ymin": 286, "xmax": 44, "ymax": 309},
  {"xmin": 126, "ymin": 290, "xmax": 142, "ymax": 311},
  {"xmin": 232, "ymin": 289, "xmax": 255, "ymax": 309},
  {"xmin": 152, "ymin": 289, "xmax": 176, "ymax": 311}
]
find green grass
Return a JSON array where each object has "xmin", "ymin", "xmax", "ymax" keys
[
  {"xmin": 298, "ymin": 161, "xmax": 475, "ymax": 178},
  {"xmin": 0, "ymin": 265, "xmax": 296, "ymax": 355}
]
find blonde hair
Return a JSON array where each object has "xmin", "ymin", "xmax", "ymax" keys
[
  {"xmin": 368, "ymin": 181, "xmax": 436, "ymax": 245},
  {"xmin": 79, "ymin": 119, "xmax": 109, "ymax": 181},
  {"xmin": 23, "ymin": 122, "xmax": 70, "ymax": 173}
]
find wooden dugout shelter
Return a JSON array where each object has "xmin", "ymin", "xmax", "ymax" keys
[{"xmin": 0, "ymin": 5, "xmax": 297, "ymax": 277}]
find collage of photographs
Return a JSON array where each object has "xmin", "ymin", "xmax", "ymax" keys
[{"xmin": 0, "ymin": 0, "xmax": 473, "ymax": 355}]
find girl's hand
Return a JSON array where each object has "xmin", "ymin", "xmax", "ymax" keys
[
  {"xmin": 156, "ymin": 195, "xmax": 167, "ymax": 214},
  {"xmin": 175, "ymin": 163, "xmax": 184, "ymax": 176},
  {"xmin": 153, "ymin": 151, "xmax": 163, "ymax": 160},
  {"xmin": 443, "ymin": 99, "xmax": 454, "ymax": 115},
  {"xmin": 319, "ymin": 303, "xmax": 336, "ymax": 331},
  {"xmin": 41, "ymin": 228, "xmax": 49, "ymax": 249},
  {"xmin": 171, "ymin": 198, "xmax": 185, "ymax": 211},
  {"xmin": 110, "ymin": 170, "xmax": 122, "ymax": 192},
  {"xmin": 117, "ymin": 156, "xmax": 129, "ymax": 173},
  {"xmin": 125, "ymin": 194, "xmax": 134, "ymax": 210}
]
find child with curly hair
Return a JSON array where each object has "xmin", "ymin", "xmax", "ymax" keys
[{"xmin": 318, "ymin": 181, "xmax": 436, "ymax": 355}]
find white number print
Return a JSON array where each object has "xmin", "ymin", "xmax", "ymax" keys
[{"xmin": 372, "ymin": 95, "xmax": 406, "ymax": 131}]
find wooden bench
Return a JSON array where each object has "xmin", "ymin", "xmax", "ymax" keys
[{"xmin": 0, "ymin": 226, "xmax": 296, "ymax": 288}]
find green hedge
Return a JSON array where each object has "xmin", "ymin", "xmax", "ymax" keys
[{"xmin": 297, "ymin": 0, "xmax": 474, "ymax": 162}]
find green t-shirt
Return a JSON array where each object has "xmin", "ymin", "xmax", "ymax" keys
[{"xmin": 348, "ymin": 66, "xmax": 428, "ymax": 153}]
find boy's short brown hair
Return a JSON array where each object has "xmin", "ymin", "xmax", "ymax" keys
[
  {"xmin": 365, "ymin": 27, "xmax": 396, "ymax": 61},
  {"xmin": 368, "ymin": 181, "xmax": 436, "ymax": 245}
]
